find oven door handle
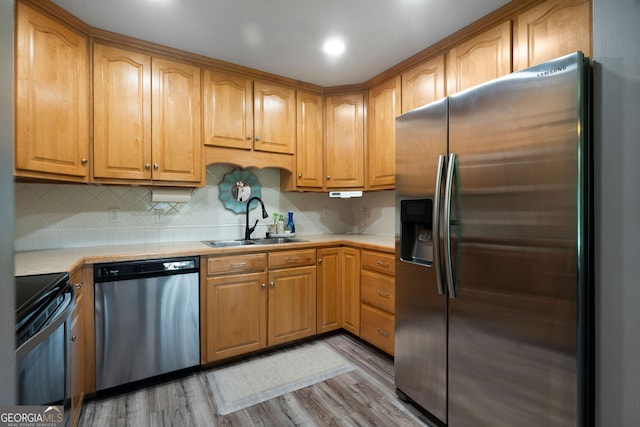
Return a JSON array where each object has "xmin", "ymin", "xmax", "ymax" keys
[{"xmin": 16, "ymin": 284, "xmax": 75, "ymax": 360}]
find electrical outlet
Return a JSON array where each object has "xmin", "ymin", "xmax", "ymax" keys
[
  {"xmin": 362, "ymin": 207, "xmax": 370, "ymax": 218},
  {"xmin": 109, "ymin": 208, "xmax": 120, "ymax": 223},
  {"xmin": 154, "ymin": 208, "xmax": 164, "ymax": 223}
]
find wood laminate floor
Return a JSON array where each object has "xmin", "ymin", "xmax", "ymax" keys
[{"xmin": 79, "ymin": 333, "xmax": 432, "ymax": 426}]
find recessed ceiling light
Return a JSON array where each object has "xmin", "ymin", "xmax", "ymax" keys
[{"xmin": 323, "ymin": 37, "xmax": 345, "ymax": 57}]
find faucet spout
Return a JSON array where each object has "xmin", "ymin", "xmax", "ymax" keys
[{"xmin": 244, "ymin": 197, "xmax": 269, "ymax": 240}]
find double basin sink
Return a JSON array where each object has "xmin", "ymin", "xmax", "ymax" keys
[{"xmin": 202, "ymin": 237, "xmax": 308, "ymax": 248}]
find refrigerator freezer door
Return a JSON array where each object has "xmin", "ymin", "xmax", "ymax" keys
[
  {"xmin": 395, "ymin": 97, "xmax": 448, "ymax": 423},
  {"xmin": 447, "ymin": 52, "xmax": 588, "ymax": 426}
]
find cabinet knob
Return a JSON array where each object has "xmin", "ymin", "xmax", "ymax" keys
[
  {"xmin": 145, "ymin": 163, "xmax": 151, "ymax": 170},
  {"xmin": 298, "ymin": 173, "xmax": 302, "ymax": 178},
  {"xmin": 81, "ymin": 158, "xmax": 88, "ymax": 165},
  {"xmin": 71, "ymin": 335, "xmax": 77, "ymax": 342},
  {"xmin": 74, "ymin": 283, "xmax": 83, "ymax": 290},
  {"xmin": 153, "ymin": 163, "xmax": 159, "ymax": 170},
  {"xmin": 270, "ymin": 281, "xmax": 275, "ymax": 288},
  {"xmin": 261, "ymin": 283, "xmax": 266, "ymax": 289},
  {"xmin": 255, "ymin": 136, "xmax": 261, "ymax": 141},
  {"xmin": 247, "ymin": 134, "xmax": 252, "ymax": 140},
  {"xmin": 326, "ymin": 175, "xmax": 331, "ymax": 180},
  {"xmin": 318, "ymin": 258, "xmax": 323, "ymax": 264}
]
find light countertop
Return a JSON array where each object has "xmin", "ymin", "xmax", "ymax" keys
[{"xmin": 15, "ymin": 234, "xmax": 395, "ymax": 276}]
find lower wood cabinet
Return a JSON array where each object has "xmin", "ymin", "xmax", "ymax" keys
[
  {"xmin": 316, "ymin": 247, "xmax": 342, "ymax": 333},
  {"xmin": 201, "ymin": 249, "xmax": 316, "ymax": 363},
  {"xmin": 341, "ymin": 248, "xmax": 361, "ymax": 336},
  {"xmin": 70, "ymin": 268, "xmax": 86, "ymax": 427},
  {"xmin": 360, "ymin": 250, "xmax": 396, "ymax": 355}
]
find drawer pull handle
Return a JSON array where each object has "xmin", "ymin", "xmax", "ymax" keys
[
  {"xmin": 376, "ymin": 261, "xmax": 390, "ymax": 268},
  {"xmin": 377, "ymin": 290, "xmax": 390, "ymax": 299},
  {"xmin": 284, "ymin": 257, "xmax": 299, "ymax": 263},
  {"xmin": 376, "ymin": 328, "xmax": 390, "ymax": 338},
  {"xmin": 229, "ymin": 262, "xmax": 247, "ymax": 269}
]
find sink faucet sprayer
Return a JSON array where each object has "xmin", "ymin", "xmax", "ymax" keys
[{"xmin": 244, "ymin": 197, "xmax": 269, "ymax": 240}]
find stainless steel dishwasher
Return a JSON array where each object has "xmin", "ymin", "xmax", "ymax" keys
[{"xmin": 94, "ymin": 256, "xmax": 200, "ymax": 392}]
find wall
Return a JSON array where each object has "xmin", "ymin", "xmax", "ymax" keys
[
  {"xmin": 15, "ymin": 165, "xmax": 395, "ymax": 251},
  {"xmin": 0, "ymin": 0, "xmax": 16, "ymax": 405},
  {"xmin": 593, "ymin": 0, "xmax": 640, "ymax": 425}
]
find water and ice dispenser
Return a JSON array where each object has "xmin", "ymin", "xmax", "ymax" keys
[{"xmin": 400, "ymin": 199, "xmax": 434, "ymax": 266}]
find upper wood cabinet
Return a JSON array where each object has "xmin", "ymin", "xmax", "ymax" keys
[
  {"xmin": 325, "ymin": 93, "xmax": 365, "ymax": 189},
  {"xmin": 15, "ymin": 2, "xmax": 89, "ymax": 181},
  {"xmin": 515, "ymin": 0, "xmax": 591, "ymax": 71},
  {"xmin": 447, "ymin": 21, "xmax": 512, "ymax": 95},
  {"xmin": 401, "ymin": 54, "xmax": 446, "ymax": 113},
  {"xmin": 367, "ymin": 76, "xmax": 401, "ymax": 190},
  {"xmin": 203, "ymin": 71, "xmax": 296, "ymax": 154},
  {"xmin": 93, "ymin": 44, "xmax": 202, "ymax": 185},
  {"xmin": 151, "ymin": 57, "xmax": 202, "ymax": 183},
  {"xmin": 295, "ymin": 91, "xmax": 324, "ymax": 189},
  {"xmin": 93, "ymin": 44, "xmax": 151, "ymax": 181}
]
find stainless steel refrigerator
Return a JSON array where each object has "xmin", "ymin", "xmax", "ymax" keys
[{"xmin": 394, "ymin": 52, "xmax": 593, "ymax": 427}]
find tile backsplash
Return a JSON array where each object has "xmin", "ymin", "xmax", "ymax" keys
[{"xmin": 14, "ymin": 164, "xmax": 395, "ymax": 251}]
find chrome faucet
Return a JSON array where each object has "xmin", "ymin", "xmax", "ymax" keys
[{"xmin": 244, "ymin": 197, "xmax": 269, "ymax": 240}]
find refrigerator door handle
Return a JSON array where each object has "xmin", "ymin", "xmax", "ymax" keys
[
  {"xmin": 433, "ymin": 154, "xmax": 446, "ymax": 295},
  {"xmin": 444, "ymin": 152, "xmax": 456, "ymax": 298}
]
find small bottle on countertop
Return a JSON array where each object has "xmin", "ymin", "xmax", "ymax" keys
[
  {"xmin": 276, "ymin": 215, "xmax": 285, "ymax": 234},
  {"xmin": 286, "ymin": 211, "xmax": 295, "ymax": 233}
]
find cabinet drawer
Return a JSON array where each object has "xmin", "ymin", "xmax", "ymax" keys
[
  {"xmin": 269, "ymin": 249, "xmax": 316, "ymax": 269},
  {"xmin": 360, "ymin": 304, "xmax": 395, "ymax": 355},
  {"xmin": 207, "ymin": 253, "xmax": 267, "ymax": 275},
  {"xmin": 361, "ymin": 250, "xmax": 395, "ymax": 275},
  {"xmin": 361, "ymin": 270, "xmax": 395, "ymax": 313}
]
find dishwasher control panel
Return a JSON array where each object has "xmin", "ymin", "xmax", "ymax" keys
[{"xmin": 94, "ymin": 256, "xmax": 200, "ymax": 282}]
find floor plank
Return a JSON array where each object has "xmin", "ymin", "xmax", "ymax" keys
[{"xmin": 80, "ymin": 333, "xmax": 431, "ymax": 426}]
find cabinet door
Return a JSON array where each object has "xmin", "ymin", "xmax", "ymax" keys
[
  {"xmin": 93, "ymin": 44, "xmax": 152, "ymax": 180},
  {"xmin": 325, "ymin": 93, "xmax": 365, "ymax": 188},
  {"xmin": 254, "ymin": 81, "xmax": 296, "ymax": 154},
  {"xmin": 151, "ymin": 57, "xmax": 202, "ymax": 183},
  {"xmin": 447, "ymin": 21, "xmax": 512, "ymax": 95},
  {"xmin": 401, "ymin": 54, "xmax": 446, "ymax": 113},
  {"xmin": 204, "ymin": 272, "xmax": 267, "ymax": 362},
  {"xmin": 15, "ymin": 3, "xmax": 88, "ymax": 180},
  {"xmin": 341, "ymin": 247, "xmax": 361, "ymax": 335},
  {"xmin": 268, "ymin": 266, "xmax": 317, "ymax": 346},
  {"xmin": 203, "ymin": 70, "xmax": 253, "ymax": 149},
  {"xmin": 296, "ymin": 91, "xmax": 324, "ymax": 189},
  {"xmin": 367, "ymin": 76, "xmax": 400, "ymax": 189},
  {"xmin": 317, "ymin": 248, "xmax": 342, "ymax": 333},
  {"xmin": 515, "ymin": 0, "xmax": 591, "ymax": 71}
]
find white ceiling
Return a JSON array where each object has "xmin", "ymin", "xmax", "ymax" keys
[{"xmin": 52, "ymin": 0, "xmax": 511, "ymax": 87}]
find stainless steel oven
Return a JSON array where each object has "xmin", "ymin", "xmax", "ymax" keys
[{"xmin": 15, "ymin": 272, "xmax": 74, "ymax": 426}]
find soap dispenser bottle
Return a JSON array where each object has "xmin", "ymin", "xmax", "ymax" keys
[{"xmin": 286, "ymin": 211, "xmax": 295, "ymax": 233}]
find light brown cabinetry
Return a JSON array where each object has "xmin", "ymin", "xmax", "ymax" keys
[
  {"xmin": 70, "ymin": 268, "xmax": 86, "ymax": 427},
  {"xmin": 93, "ymin": 44, "xmax": 202, "ymax": 185},
  {"xmin": 325, "ymin": 93, "xmax": 365, "ymax": 189},
  {"xmin": 515, "ymin": 0, "xmax": 591, "ymax": 71},
  {"xmin": 201, "ymin": 253, "xmax": 268, "ymax": 363},
  {"xmin": 367, "ymin": 77, "xmax": 401, "ymax": 189},
  {"xmin": 401, "ymin": 54, "xmax": 446, "ymax": 113},
  {"xmin": 447, "ymin": 21, "xmax": 512, "ymax": 95},
  {"xmin": 360, "ymin": 250, "xmax": 395, "ymax": 355},
  {"xmin": 201, "ymin": 249, "xmax": 316, "ymax": 363},
  {"xmin": 316, "ymin": 247, "xmax": 341, "ymax": 333},
  {"xmin": 341, "ymin": 247, "xmax": 361, "ymax": 335},
  {"xmin": 268, "ymin": 249, "xmax": 317, "ymax": 345},
  {"xmin": 203, "ymin": 70, "xmax": 296, "ymax": 154},
  {"xmin": 15, "ymin": 2, "xmax": 89, "ymax": 181},
  {"xmin": 295, "ymin": 91, "xmax": 324, "ymax": 189}
]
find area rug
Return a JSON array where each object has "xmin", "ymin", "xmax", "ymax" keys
[{"xmin": 207, "ymin": 341, "xmax": 356, "ymax": 415}]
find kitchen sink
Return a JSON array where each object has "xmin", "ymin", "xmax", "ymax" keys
[
  {"xmin": 202, "ymin": 239, "xmax": 258, "ymax": 248},
  {"xmin": 253, "ymin": 237, "xmax": 309, "ymax": 245},
  {"xmin": 202, "ymin": 237, "xmax": 308, "ymax": 248}
]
